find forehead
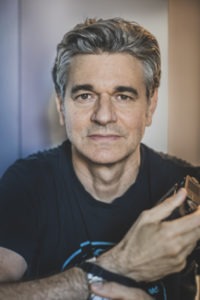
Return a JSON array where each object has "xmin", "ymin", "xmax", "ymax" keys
[{"xmin": 67, "ymin": 53, "xmax": 145, "ymax": 90}]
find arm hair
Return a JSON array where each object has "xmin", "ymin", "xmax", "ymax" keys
[{"xmin": 0, "ymin": 267, "xmax": 89, "ymax": 300}]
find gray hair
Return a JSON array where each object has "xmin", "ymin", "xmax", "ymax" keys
[{"xmin": 52, "ymin": 18, "xmax": 161, "ymax": 100}]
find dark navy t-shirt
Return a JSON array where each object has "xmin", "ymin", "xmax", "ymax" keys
[{"xmin": 0, "ymin": 140, "xmax": 199, "ymax": 299}]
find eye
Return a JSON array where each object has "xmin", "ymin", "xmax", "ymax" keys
[
  {"xmin": 73, "ymin": 93, "xmax": 98, "ymax": 103},
  {"xmin": 76, "ymin": 93, "xmax": 92, "ymax": 100},
  {"xmin": 116, "ymin": 94, "xmax": 133, "ymax": 101}
]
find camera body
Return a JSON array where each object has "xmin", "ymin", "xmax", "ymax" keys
[{"xmin": 157, "ymin": 175, "xmax": 200, "ymax": 220}]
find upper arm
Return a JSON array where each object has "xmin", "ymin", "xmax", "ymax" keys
[
  {"xmin": 0, "ymin": 161, "xmax": 38, "ymax": 282},
  {"xmin": 0, "ymin": 247, "xmax": 27, "ymax": 283}
]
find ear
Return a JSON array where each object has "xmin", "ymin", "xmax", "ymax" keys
[
  {"xmin": 55, "ymin": 96, "xmax": 65, "ymax": 126},
  {"xmin": 145, "ymin": 89, "xmax": 158, "ymax": 127}
]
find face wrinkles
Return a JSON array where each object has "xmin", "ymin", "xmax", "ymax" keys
[
  {"xmin": 69, "ymin": 83, "xmax": 139, "ymax": 138},
  {"xmin": 60, "ymin": 53, "xmax": 157, "ymax": 166}
]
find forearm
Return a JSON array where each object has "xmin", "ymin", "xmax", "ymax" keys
[{"xmin": 0, "ymin": 267, "xmax": 89, "ymax": 300}]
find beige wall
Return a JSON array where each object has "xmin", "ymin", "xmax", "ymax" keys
[{"xmin": 168, "ymin": 0, "xmax": 200, "ymax": 165}]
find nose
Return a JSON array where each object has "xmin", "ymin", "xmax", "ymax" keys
[{"xmin": 91, "ymin": 94, "xmax": 117, "ymax": 125}]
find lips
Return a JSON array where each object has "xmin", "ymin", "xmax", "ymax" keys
[{"xmin": 88, "ymin": 134, "xmax": 121, "ymax": 141}]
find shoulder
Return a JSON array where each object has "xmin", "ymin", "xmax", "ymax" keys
[
  {"xmin": 142, "ymin": 143, "xmax": 199, "ymax": 178},
  {"xmin": 141, "ymin": 144, "xmax": 200, "ymax": 203},
  {"xmin": 0, "ymin": 140, "xmax": 70, "ymax": 186}
]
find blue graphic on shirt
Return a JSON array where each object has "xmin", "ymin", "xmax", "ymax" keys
[
  {"xmin": 61, "ymin": 240, "xmax": 167, "ymax": 299},
  {"xmin": 146, "ymin": 281, "xmax": 167, "ymax": 300},
  {"xmin": 61, "ymin": 240, "xmax": 114, "ymax": 271},
  {"xmin": 149, "ymin": 285, "xmax": 159, "ymax": 295}
]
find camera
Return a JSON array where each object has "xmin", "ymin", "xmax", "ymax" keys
[{"xmin": 157, "ymin": 175, "xmax": 200, "ymax": 220}]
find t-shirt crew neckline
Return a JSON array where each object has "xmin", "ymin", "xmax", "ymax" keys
[{"xmin": 61, "ymin": 141, "xmax": 146, "ymax": 208}]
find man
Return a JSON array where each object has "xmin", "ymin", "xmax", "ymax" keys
[{"xmin": 0, "ymin": 18, "xmax": 199, "ymax": 300}]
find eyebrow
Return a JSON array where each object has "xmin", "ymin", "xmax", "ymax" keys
[
  {"xmin": 115, "ymin": 86, "xmax": 139, "ymax": 97},
  {"xmin": 71, "ymin": 84, "xmax": 94, "ymax": 95}
]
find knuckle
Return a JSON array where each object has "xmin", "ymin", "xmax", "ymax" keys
[
  {"xmin": 169, "ymin": 244, "xmax": 181, "ymax": 256},
  {"xmin": 140, "ymin": 210, "xmax": 150, "ymax": 222},
  {"xmin": 164, "ymin": 240, "xmax": 181, "ymax": 257},
  {"xmin": 162, "ymin": 230, "xmax": 184, "ymax": 256},
  {"xmin": 161, "ymin": 225, "xmax": 172, "ymax": 239},
  {"xmin": 167, "ymin": 251, "xmax": 186, "ymax": 270},
  {"xmin": 175, "ymin": 254, "xmax": 185, "ymax": 266},
  {"xmin": 176, "ymin": 260, "xmax": 187, "ymax": 272}
]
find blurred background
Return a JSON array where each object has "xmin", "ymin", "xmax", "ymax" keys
[{"xmin": 0, "ymin": 0, "xmax": 199, "ymax": 177}]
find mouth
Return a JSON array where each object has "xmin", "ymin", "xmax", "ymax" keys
[{"xmin": 87, "ymin": 134, "xmax": 122, "ymax": 141}]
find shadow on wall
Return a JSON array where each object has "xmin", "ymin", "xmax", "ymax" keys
[{"xmin": 47, "ymin": 93, "xmax": 67, "ymax": 146}]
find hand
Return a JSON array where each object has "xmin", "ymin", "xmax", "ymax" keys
[
  {"xmin": 97, "ymin": 188, "xmax": 200, "ymax": 282},
  {"xmin": 90, "ymin": 281, "xmax": 153, "ymax": 300}
]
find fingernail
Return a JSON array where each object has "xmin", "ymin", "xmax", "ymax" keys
[
  {"xmin": 178, "ymin": 188, "xmax": 187, "ymax": 196},
  {"xmin": 176, "ymin": 188, "xmax": 187, "ymax": 200}
]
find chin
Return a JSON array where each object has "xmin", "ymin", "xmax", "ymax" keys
[
  {"xmin": 73, "ymin": 142, "xmax": 136, "ymax": 165},
  {"xmin": 89, "ymin": 157, "xmax": 119, "ymax": 165},
  {"xmin": 83, "ymin": 150, "xmax": 128, "ymax": 165}
]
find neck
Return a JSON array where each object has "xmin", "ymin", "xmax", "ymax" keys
[{"xmin": 72, "ymin": 147, "xmax": 141, "ymax": 203}]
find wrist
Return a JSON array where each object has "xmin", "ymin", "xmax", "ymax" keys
[
  {"xmin": 95, "ymin": 245, "xmax": 144, "ymax": 282},
  {"xmin": 95, "ymin": 247, "xmax": 123, "ymax": 274},
  {"xmin": 77, "ymin": 262, "xmax": 166, "ymax": 300},
  {"xmin": 76, "ymin": 262, "xmax": 107, "ymax": 300},
  {"xmin": 78, "ymin": 261, "xmax": 142, "ymax": 288},
  {"xmin": 74, "ymin": 267, "xmax": 91, "ymax": 299}
]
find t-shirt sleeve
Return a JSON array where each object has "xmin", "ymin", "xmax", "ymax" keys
[{"xmin": 0, "ymin": 160, "xmax": 39, "ymax": 268}]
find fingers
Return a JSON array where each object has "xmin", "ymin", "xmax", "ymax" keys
[
  {"xmin": 159, "ymin": 207, "xmax": 200, "ymax": 253},
  {"xmin": 125, "ymin": 189, "xmax": 188, "ymax": 238},
  {"xmin": 147, "ymin": 188, "xmax": 187, "ymax": 222},
  {"xmin": 168, "ymin": 206, "xmax": 200, "ymax": 235},
  {"xmin": 90, "ymin": 281, "xmax": 153, "ymax": 300},
  {"xmin": 100, "ymin": 189, "xmax": 200, "ymax": 284}
]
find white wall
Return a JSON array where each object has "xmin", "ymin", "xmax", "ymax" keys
[{"xmin": 0, "ymin": 0, "xmax": 168, "ymax": 176}]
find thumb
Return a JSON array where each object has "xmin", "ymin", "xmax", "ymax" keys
[
  {"xmin": 149, "ymin": 188, "xmax": 187, "ymax": 222},
  {"xmin": 91, "ymin": 281, "xmax": 154, "ymax": 299},
  {"xmin": 90, "ymin": 281, "xmax": 111, "ymax": 298}
]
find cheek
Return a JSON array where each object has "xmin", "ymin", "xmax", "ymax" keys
[
  {"xmin": 123, "ymin": 110, "xmax": 147, "ymax": 133},
  {"xmin": 64, "ymin": 110, "xmax": 86, "ymax": 138},
  {"xmin": 64, "ymin": 111, "xmax": 74, "ymax": 139}
]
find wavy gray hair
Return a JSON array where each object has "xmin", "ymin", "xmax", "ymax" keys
[{"xmin": 52, "ymin": 18, "xmax": 161, "ymax": 100}]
